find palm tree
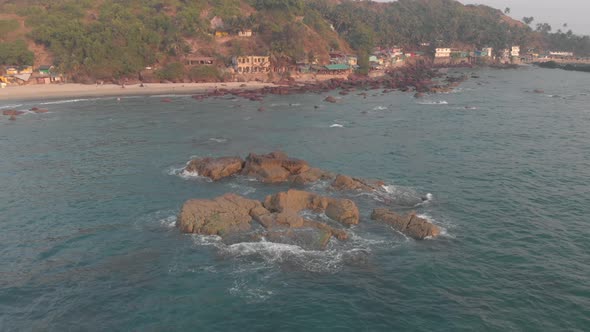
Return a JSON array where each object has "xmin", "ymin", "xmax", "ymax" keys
[{"xmin": 504, "ymin": 7, "xmax": 511, "ymax": 15}]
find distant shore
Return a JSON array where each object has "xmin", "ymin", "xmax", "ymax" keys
[{"xmin": 0, "ymin": 82, "xmax": 277, "ymax": 102}]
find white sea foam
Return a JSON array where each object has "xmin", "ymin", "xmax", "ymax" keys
[
  {"xmin": 229, "ymin": 280, "xmax": 274, "ymax": 302},
  {"xmin": 159, "ymin": 215, "xmax": 177, "ymax": 228},
  {"xmin": 373, "ymin": 106, "xmax": 387, "ymax": 110},
  {"xmin": 0, "ymin": 104, "xmax": 23, "ymax": 110},
  {"xmin": 228, "ymin": 182, "xmax": 256, "ymax": 195},
  {"xmin": 416, "ymin": 213, "xmax": 452, "ymax": 238},
  {"xmin": 417, "ymin": 100, "xmax": 448, "ymax": 105},
  {"xmin": 330, "ymin": 124, "xmax": 344, "ymax": 128},
  {"xmin": 206, "ymin": 239, "xmax": 359, "ymax": 273},
  {"xmin": 38, "ymin": 98, "xmax": 95, "ymax": 105},
  {"xmin": 166, "ymin": 163, "xmax": 212, "ymax": 181},
  {"xmin": 209, "ymin": 137, "xmax": 228, "ymax": 143}
]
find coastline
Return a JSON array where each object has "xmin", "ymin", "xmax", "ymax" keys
[{"xmin": 0, "ymin": 82, "xmax": 277, "ymax": 102}]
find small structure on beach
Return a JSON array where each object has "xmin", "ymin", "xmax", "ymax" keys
[
  {"xmin": 38, "ymin": 65, "xmax": 54, "ymax": 76},
  {"xmin": 322, "ymin": 64, "xmax": 352, "ymax": 75},
  {"xmin": 185, "ymin": 56, "xmax": 215, "ymax": 66}
]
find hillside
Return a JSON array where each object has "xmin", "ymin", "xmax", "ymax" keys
[{"xmin": 1, "ymin": 0, "xmax": 589, "ymax": 81}]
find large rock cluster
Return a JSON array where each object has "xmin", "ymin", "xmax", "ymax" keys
[
  {"xmin": 177, "ymin": 190, "xmax": 358, "ymax": 250},
  {"xmin": 177, "ymin": 152, "xmax": 441, "ymax": 248}
]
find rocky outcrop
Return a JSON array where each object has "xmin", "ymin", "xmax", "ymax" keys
[
  {"xmin": 264, "ymin": 189, "xmax": 359, "ymax": 226},
  {"xmin": 177, "ymin": 194, "xmax": 262, "ymax": 236},
  {"xmin": 181, "ymin": 152, "xmax": 334, "ymax": 185},
  {"xmin": 371, "ymin": 208, "xmax": 440, "ymax": 240},
  {"xmin": 241, "ymin": 151, "xmax": 310, "ymax": 183},
  {"xmin": 184, "ymin": 156, "xmax": 244, "ymax": 181},
  {"xmin": 178, "ymin": 192, "xmax": 350, "ymax": 250},
  {"xmin": 290, "ymin": 167, "xmax": 334, "ymax": 185},
  {"xmin": 3, "ymin": 110, "xmax": 25, "ymax": 116},
  {"xmin": 331, "ymin": 174, "xmax": 384, "ymax": 192}
]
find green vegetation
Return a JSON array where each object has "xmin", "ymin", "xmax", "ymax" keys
[
  {"xmin": 189, "ymin": 66, "xmax": 224, "ymax": 82},
  {"xmin": 0, "ymin": 0, "xmax": 589, "ymax": 80},
  {"xmin": 0, "ymin": 40, "xmax": 34, "ymax": 65},
  {"xmin": 0, "ymin": 19, "xmax": 19, "ymax": 35},
  {"xmin": 156, "ymin": 62, "xmax": 185, "ymax": 81}
]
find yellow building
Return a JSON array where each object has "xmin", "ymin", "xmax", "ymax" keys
[
  {"xmin": 6, "ymin": 67, "xmax": 18, "ymax": 76},
  {"xmin": 19, "ymin": 66, "xmax": 33, "ymax": 74},
  {"xmin": 215, "ymin": 31, "xmax": 229, "ymax": 38},
  {"xmin": 232, "ymin": 56, "xmax": 271, "ymax": 73}
]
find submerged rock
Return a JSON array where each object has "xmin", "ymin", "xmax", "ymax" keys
[
  {"xmin": 177, "ymin": 194, "xmax": 262, "ymax": 236},
  {"xmin": 264, "ymin": 189, "xmax": 360, "ymax": 226},
  {"xmin": 184, "ymin": 156, "xmax": 244, "ymax": 181},
  {"xmin": 324, "ymin": 96, "xmax": 337, "ymax": 103},
  {"xmin": 371, "ymin": 208, "xmax": 440, "ymax": 240},
  {"xmin": 3, "ymin": 110, "xmax": 24, "ymax": 116}
]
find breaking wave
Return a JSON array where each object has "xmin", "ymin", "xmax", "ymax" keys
[
  {"xmin": 417, "ymin": 100, "xmax": 448, "ymax": 105},
  {"xmin": 38, "ymin": 98, "xmax": 97, "ymax": 105},
  {"xmin": 330, "ymin": 123, "xmax": 344, "ymax": 128},
  {"xmin": 166, "ymin": 163, "xmax": 212, "ymax": 182},
  {"xmin": 0, "ymin": 104, "xmax": 23, "ymax": 110},
  {"xmin": 209, "ymin": 137, "xmax": 228, "ymax": 143}
]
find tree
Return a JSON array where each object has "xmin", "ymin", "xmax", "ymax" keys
[
  {"xmin": 536, "ymin": 23, "xmax": 552, "ymax": 34},
  {"xmin": 0, "ymin": 40, "xmax": 34, "ymax": 65},
  {"xmin": 504, "ymin": 7, "xmax": 510, "ymax": 14},
  {"xmin": 522, "ymin": 17, "xmax": 534, "ymax": 25}
]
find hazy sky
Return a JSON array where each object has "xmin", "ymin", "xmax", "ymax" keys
[{"xmin": 375, "ymin": 0, "xmax": 590, "ymax": 35}]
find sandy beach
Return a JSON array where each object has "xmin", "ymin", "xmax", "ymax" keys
[{"xmin": 0, "ymin": 82, "xmax": 277, "ymax": 102}]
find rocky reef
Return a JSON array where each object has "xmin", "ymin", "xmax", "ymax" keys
[
  {"xmin": 177, "ymin": 190, "xmax": 358, "ymax": 250},
  {"xmin": 176, "ymin": 152, "xmax": 442, "ymax": 250}
]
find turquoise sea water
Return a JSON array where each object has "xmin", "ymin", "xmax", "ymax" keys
[{"xmin": 1, "ymin": 67, "xmax": 589, "ymax": 331}]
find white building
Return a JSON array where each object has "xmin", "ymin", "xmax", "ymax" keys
[
  {"xmin": 511, "ymin": 46, "xmax": 520, "ymax": 57},
  {"xmin": 435, "ymin": 48, "xmax": 451, "ymax": 58},
  {"xmin": 238, "ymin": 29, "xmax": 253, "ymax": 37},
  {"xmin": 549, "ymin": 51, "xmax": 574, "ymax": 57},
  {"xmin": 482, "ymin": 47, "xmax": 493, "ymax": 57}
]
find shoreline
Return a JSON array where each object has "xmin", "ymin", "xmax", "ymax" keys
[{"xmin": 0, "ymin": 82, "xmax": 278, "ymax": 102}]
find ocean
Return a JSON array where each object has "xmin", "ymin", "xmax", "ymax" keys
[{"xmin": 1, "ymin": 67, "xmax": 589, "ymax": 331}]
